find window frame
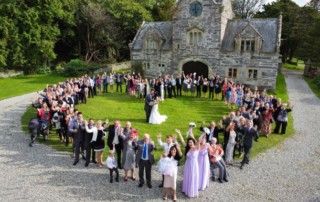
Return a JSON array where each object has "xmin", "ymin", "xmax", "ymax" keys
[
  {"xmin": 248, "ymin": 69, "xmax": 258, "ymax": 80},
  {"xmin": 228, "ymin": 68, "xmax": 237, "ymax": 78}
]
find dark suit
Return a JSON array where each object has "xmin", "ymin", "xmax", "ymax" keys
[
  {"xmin": 176, "ymin": 77, "xmax": 184, "ymax": 96},
  {"xmin": 85, "ymin": 125, "xmax": 96, "ymax": 165},
  {"xmin": 144, "ymin": 93, "xmax": 154, "ymax": 123},
  {"xmin": 107, "ymin": 125, "xmax": 124, "ymax": 168},
  {"xmin": 135, "ymin": 140, "xmax": 156, "ymax": 186},
  {"xmin": 200, "ymin": 126, "xmax": 223, "ymax": 144},
  {"xmin": 68, "ymin": 118, "xmax": 85, "ymax": 163},
  {"xmin": 241, "ymin": 127, "xmax": 259, "ymax": 166}
]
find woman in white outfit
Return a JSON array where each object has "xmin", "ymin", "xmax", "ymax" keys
[
  {"xmin": 149, "ymin": 96, "xmax": 167, "ymax": 124},
  {"xmin": 225, "ymin": 122, "xmax": 237, "ymax": 165}
]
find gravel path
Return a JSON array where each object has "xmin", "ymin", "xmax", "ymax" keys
[{"xmin": 0, "ymin": 70, "xmax": 319, "ymax": 202}]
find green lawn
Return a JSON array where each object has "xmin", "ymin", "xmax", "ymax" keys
[
  {"xmin": 21, "ymin": 72, "xmax": 294, "ymax": 162},
  {"xmin": 282, "ymin": 59, "xmax": 305, "ymax": 70},
  {"xmin": 0, "ymin": 73, "xmax": 66, "ymax": 100},
  {"xmin": 304, "ymin": 76, "xmax": 320, "ymax": 99}
]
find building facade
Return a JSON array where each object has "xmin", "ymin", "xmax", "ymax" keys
[{"xmin": 129, "ymin": 0, "xmax": 282, "ymax": 89}]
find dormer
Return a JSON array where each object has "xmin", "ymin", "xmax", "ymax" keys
[
  {"xmin": 143, "ymin": 26, "xmax": 165, "ymax": 51},
  {"xmin": 234, "ymin": 23, "xmax": 263, "ymax": 54}
]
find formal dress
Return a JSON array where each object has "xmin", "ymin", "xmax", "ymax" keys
[
  {"xmin": 93, "ymin": 129, "xmax": 105, "ymax": 152},
  {"xmin": 225, "ymin": 130, "xmax": 236, "ymax": 164},
  {"xmin": 149, "ymin": 104, "xmax": 167, "ymax": 124},
  {"xmin": 123, "ymin": 140, "xmax": 136, "ymax": 170},
  {"xmin": 183, "ymin": 150, "xmax": 199, "ymax": 198},
  {"xmin": 198, "ymin": 143, "xmax": 210, "ymax": 191}
]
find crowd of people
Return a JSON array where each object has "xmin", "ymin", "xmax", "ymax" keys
[{"xmin": 29, "ymin": 70, "xmax": 294, "ymax": 200}]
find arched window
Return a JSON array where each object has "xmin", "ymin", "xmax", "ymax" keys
[{"xmin": 188, "ymin": 29, "xmax": 203, "ymax": 45}]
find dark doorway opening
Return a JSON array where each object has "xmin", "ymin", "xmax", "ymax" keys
[{"xmin": 182, "ymin": 61, "xmax": 208, "ymax": 78}]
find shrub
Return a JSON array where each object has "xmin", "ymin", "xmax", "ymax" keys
[
  {"xmin": 63, "ymin": 59, "xmax": 89, "ymax": 77},
  {"xmin": 314, "ymin": 73, "xmax": 320, "ymax": 88},
  {"xmin": 36, "ymin": 65, "xmax": 51, "ymax": 74}
]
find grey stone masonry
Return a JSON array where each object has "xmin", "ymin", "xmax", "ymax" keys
[{"xmin": 130, "ymin": 0, "xmax": 282, "ymax": 89}]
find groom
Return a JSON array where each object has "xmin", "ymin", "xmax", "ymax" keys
[{"xmin": 144, "ymin": 89, "xmax": 155, "ymax": 123}]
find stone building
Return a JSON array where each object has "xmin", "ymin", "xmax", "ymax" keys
[{"xmin": 129, "ymin": 0, "xmax": 282, "ymax": 89}]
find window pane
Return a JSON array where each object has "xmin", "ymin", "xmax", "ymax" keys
[
  {"xmin": 233, "ymin": 69, "xmax": 237, "ymax": 78},
  {"xmin": 241, "ymin": 41, "xmax": 245, "ymax": 51},
  {"xmin": 248, "ymin": 69, "xmax": 252, "ymax": 78},
  {"xmin": 253, "ymin": 70, "xmax": 258, "ymax": 79},
  {"xmin": 251, "ymin": 41, "xmax": 255, "ymax": 51},
  {"xmin": 228, "ymin": 69, "xmax": 232, "ymax": 77}
]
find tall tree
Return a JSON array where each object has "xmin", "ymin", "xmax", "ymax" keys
[
  {"xmin": 232, "ymin": 0, "xmax": 265, "ymax": 19},
  {"xmin": 0, "ymin": 0, "xmax": 76, "ymax": 73},
  {"xmin": 255, "ymin": 0, "xmax": 301, "ymax": 63}
]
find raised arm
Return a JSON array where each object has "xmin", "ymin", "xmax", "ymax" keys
[{"xmin": 176, "ymin": 129, "xmax": 186, "ymax": 147}]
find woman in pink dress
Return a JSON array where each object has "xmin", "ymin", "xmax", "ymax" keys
[
  {"xmin": 176, "ymin": 129, "xmax": 202, "ymax": 198},
  {"xmin": 230, "ymin": 84, "xmax": 237, "ymax": 109}
]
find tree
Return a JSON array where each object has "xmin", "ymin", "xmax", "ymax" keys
[
  {"xmin": 0, "ymin": 0, "xmax": 76, "ymax": 73},
  {"xmin": 255, "ymin": 0, "xmax": 301, "ymax": 63},
  {"xmin": 232, "ymin": 0, "xmax": 265, "ymax": 19},
  {"xmin": 307, "ymin": 0, "xmax": 320, "ymax": 11},
  {"xmin": 154, "ymin": 0, "xmax": 176, "ymax": 21}
]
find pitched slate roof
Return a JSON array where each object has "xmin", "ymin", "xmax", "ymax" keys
[
  {"xmin": 131, "ymin": 22, "xmax": 173, "ymax": 50},
  {"xmin": 221, "ymin": 18, "xmax": 279, "ymax": 53}
]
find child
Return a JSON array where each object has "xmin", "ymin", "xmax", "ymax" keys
[{"xmin": 106, "ymin": 149, "xmax": 119, "ymax": 183}]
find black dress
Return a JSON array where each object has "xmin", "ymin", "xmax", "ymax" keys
[{"xmin": 93, "ymin": 129, "xmax": 105, "ymax": 152}]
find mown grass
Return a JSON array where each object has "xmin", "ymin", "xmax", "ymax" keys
[
  {"xmin": 0, "ymin": 73, "xmax": 66, "ymax": 100},
  {"xmin": 282, "ymin": 59, "xmax": 304, "ymax": 71},
  {"xmin": 21, "ymin": 72, "xmax": 294, "ymax": 163}
]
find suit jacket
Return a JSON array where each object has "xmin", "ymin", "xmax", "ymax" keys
[
  {"xmin": 107, "ymin": 125, "xmax": 123, "ymax": 149},
  {"xmin": 176, "ymin": 77, "xmax": 184, "ymax": 87},
  {"xmin": 135, "ymin": 140, "xmax": 156, "ymax": 165},
  {"xmin": 144, "ymin": 93, "xmax": 154, "ymax": 111},
  {"xmin": 242, "ymin": 127, "xmax": 259, "ymax": 147},
  {"xmin": 200, "ymin": 126, "xmax": 223, "ymax": 143}
]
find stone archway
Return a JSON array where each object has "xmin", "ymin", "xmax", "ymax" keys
[{"xmin": 182, "ymin": 61, "xmax": 208, "ymax": 78}]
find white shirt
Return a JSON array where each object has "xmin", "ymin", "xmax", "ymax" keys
[
  {"xmin": 113, "ymin": 127, "xmax": 120, "ymax": 144},
  {"xmin": 158, "ymin": 140, "xmax": 174, "ymax": 154},
  {"xmin": 106, "ymin": 156, "xmax": 117, "ymax": 169}
]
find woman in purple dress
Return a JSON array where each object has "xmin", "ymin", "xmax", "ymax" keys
[
  {"xmin": 176, "ymin": 129, "xmax": 201, "ymax": 198},
  {"xmin": 198, "ymin": 136, "xmax": 213, "ymax": 191}
]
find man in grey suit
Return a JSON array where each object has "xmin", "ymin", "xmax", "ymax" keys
[
  {"xmin": 240, "ymin": 120, "xmax": 259, "ymax": 170},
  {"xmin": 136, "ymin": 134, "xmax": 156, "ymax": 188},
  {"xmin": 68, "ymin": 112, "xmax": 85, "ymax": 166},
  {"xmin": 144, "ymin": 89, "xmax": 155, "ymax": 123}
]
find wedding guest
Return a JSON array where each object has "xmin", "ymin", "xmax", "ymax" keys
[
  {"xmin": 106, "ymin": 149, "xmax": 119, "ymax": 183},
  {"xmin": 157, "ymin": 134, "xmax": 176, "ymax": 188},
  {"xmin": 121, "ymin": 129, "xmax": 138, "ymax": 181},
  {"xmin": 240, "ymin": 120, "xmax": 259, "ymax": 170},
  {"xmin": 176, "ymin": 129, "xmax": 201, "ymax": 198},
  {"xmin": 136, "ymin": 134, "xmax": 156, "ymax": 188},
  {"xmin": 90, "ymin": 120, "xmax": 106, "ymax": 167},
  {"xmin": 68, "ymin": 112, "xmax": 85, "ymax": 166},
  {"xmin": 274, "ymin": 102, "xmax": 293, "ymax": 135},
  {"xmin": 198, "ymin": 134, "xmax": 212, "ymax": 191},
  {"xmin": 225, "ymin": 122, "xmax": 237, "ymax": 166},
  {"xmin": 84, "ymin": 119, "xmax": 96, "ymax": 167},
  {"xmin": 162, "ymin": 145, "xmax": 182, "ymax": 201},
  {"xmin": 107, "ymin": 120, "xmax": 123, "ymax": 169},
  {"xmin": 209, "ymin": 138, "xmax": 228, "ymax": 182},
  {"xmin": 144, "ymin": 89, "xmax": 155, "ymax": 123}
]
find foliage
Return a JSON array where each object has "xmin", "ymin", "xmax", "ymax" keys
[
  {"xmin": 0, "ymin": 73, "xmax": 66, "ymax": 100},
  {"xmin": 154, "ymin": 0, "xmax": 176, "ymax": 21},
  {"xmin": 0, "ymin": 0, "xmax": 76, "ymax": 73},
  {"xmin": 232, "ymin": 0, "xmax": 265, "ymax": 19},
  {"xmin": 131, "ymin": 61, "xmax": 144, "ymax": 76},
  {"xmin": 62, "ymin": 59, "xmax": 104, "ymax": 77},
  {"xmin": 256, "ymin": 0, "xmax": 320, "ymax": 64}
]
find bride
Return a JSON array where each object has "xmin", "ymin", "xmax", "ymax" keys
[{"xmin": 149, "ymin": 96, "xmax": 167, "ymax": 124}]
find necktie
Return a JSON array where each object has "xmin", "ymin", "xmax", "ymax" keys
[{"xmin": 143, "ymin": 143, "xmax": 147, "ymax": 159}]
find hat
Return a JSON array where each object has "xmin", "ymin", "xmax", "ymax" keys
[{"xmin": 203, "ymin": 127, "xmax": 210, "ymax": 134}]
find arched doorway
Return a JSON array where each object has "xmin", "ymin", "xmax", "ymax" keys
[{"xmin": 182, "ymin": 61, "xmax": 208, "ymax": 78}]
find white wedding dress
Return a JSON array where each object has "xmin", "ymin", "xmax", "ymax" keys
[{"xmin": 149, "ymin": 104, "xmax": 167, "ymax": 124}]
